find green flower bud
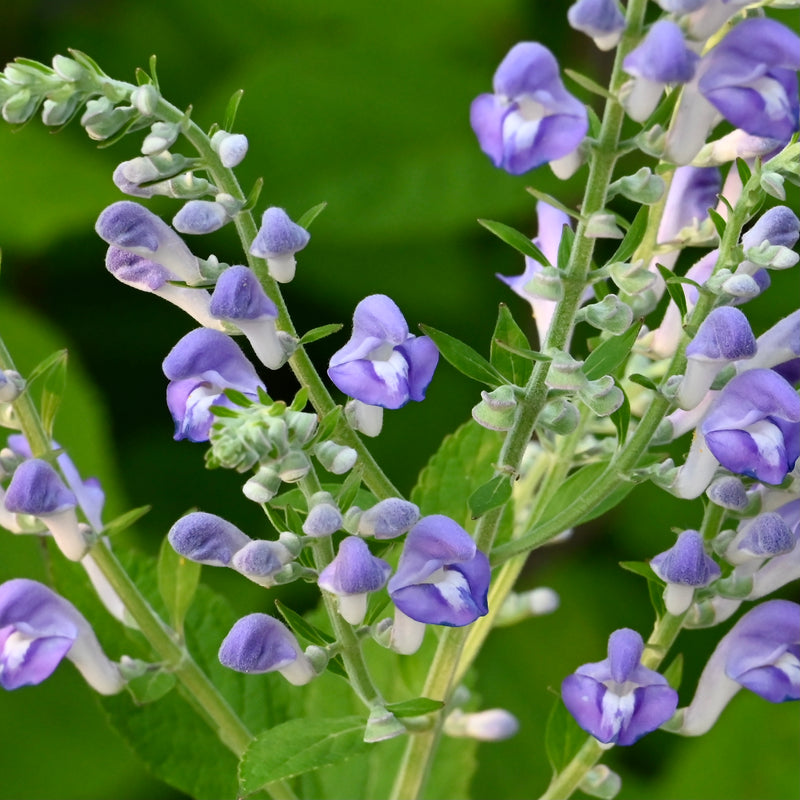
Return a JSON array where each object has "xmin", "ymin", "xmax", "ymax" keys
[
  {"xmin": 608, "ymin": 167, "xmax": 665, "ymax": 205},
  {"xmin": 537, "ymin": 396, "xmax": 580, "ymax": 434},
  {"xmin": 608, "ymin": 260, "xmax": 656, "ymax": 295},
  {"xmin": 579, "ymin": 375, "xmax": 624, "ymax": 416},
  {"xmin": 580, "ymin": 295, "xmax": 634, "ymax": 334},
  {"xmin": 2, "ymin": 89, "xmax": 39, "ymax": 124},
  {"xmin": 545, "ymin": 351, "xmax": 586, "ymax": 391}
]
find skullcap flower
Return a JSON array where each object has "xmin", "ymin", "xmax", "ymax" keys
[{"xmin": 249, "ymin": 207, "xmax": 310, "ymax": 283}]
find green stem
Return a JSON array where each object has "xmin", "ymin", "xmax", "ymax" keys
[{"xmin": 0, "ymin": 341, "xmax": 297, "ymax": 800}]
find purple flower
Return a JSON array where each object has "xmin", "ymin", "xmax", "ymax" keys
[
  {"xmin": 328, "ymin": 294, "xmax": 438, "ymax": 437},
  {"xmin": 249, "ymin": 207, "xmax": 310, "ymax": 284},
  {"xmin": 622, "ymin": 21, "xmax": 699, "ymax": 122},
  {"xmin": 677, "ymin": 307, "xmax": 757, "ymax": 409},
  {"xmin": 567, "ymin": 0, "xmax": 626, "ymax": 51},
  {"xmin": 211, "ymin": 131, "xmax": 249, "ymax": 168},
  {"xmin": 357, "ymin": 498, "xmax": 420, "ymax": 540},
  {"xmin": 678, "ymin": 600, "xmax": 800, "ymax": 735},
  {"xmin": 318, "ymin": 537, "xmax": 392, "ymax": 624},
  {"xmin": 701, "ymin": 369, "xmax": 800, "ymax": 485},
  {"xmin": 218, "ymin": 613, "xmax": 315, "ymax": 685},
  {"xmin": 740, "ymin": 310, "xmax": 800, "ymax": 375},
  {"xmin": 562, "ymin": 628, "xmax": 679, "ymax": 746},
  {"xmin": 105, "ymin": 247, "xmax": 223, "ymax": 330},
  {"xmin": 172, "ymin": 200, "xmax": 229, "ymax": 235},
  {"xmin": 667, "ymin": 19, "xmax": 800, "ymax": 164},
  {"xmin": 0, "ymin": 579, "xmax": 123, "ymax": 694},
  {"xmin": 470, "ymin": 42, "xmax": 588, "ymax": 176},
  {"xmin": 387, "ymin": 515, "xmax": 489, "ymax": 653},
  {"xmin": 651, "ymin": 530, "xmax": 720, "ymax": 614},
  {"xmin": 4, "ymin": 459, "xmax": 86, "ymax": 561},
  {"xmin": 168, "ymin": 511, "xmax": 252, "ymax": 566},
  {"xmin": 162, "ymin": 328, "xmax": 265, "ymax": 442},
  {"xmin": 209, "ymin": 266, "xmax": 283, "ymax": 369},
  {"xmin": 95, "ymin": 201, "xmax": 202, "ymax": 285}
]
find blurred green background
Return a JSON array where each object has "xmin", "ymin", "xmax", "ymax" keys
[{"xmin": 0, "ymin": 1, "xmax": 797, "ymax": 799}]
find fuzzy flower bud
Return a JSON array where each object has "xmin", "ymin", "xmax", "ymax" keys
[{"xmin": 249, "ymin": 207, "xmax": 311, "ymax": 283}]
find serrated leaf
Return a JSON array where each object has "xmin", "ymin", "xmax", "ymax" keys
[
  {"xmin": 539, "ymin": 461, "xmax": 635, "ymax": 529},
  {"xmin": 157, "ymin": 535, "xmax": 201, "ymax": 636},
  {"xmin": 126, "ymin": 669, "xmax": 176, "ymax": 705},
  {"xmin": 557, "ymin": 224, "xmax": 576, "ymax": 272},
  {"xmin": 297, "ymin": 201, "xmax": 327, "ymax": 229},
  {"xmin": 628, "ymin": 373, "xmax": 658, "ymax": 392},
  {"xmin": 609, "ymin": 383, "xmax": 630, "ymax": 443},
  {"xmin": 468, "ymin": 474, "xmax": 513, "ymax": 518},
  {"xmin": 656, "ymin": 264, "xmax": 688, "ymax": 319},
  {"xmin": 583, "ymin": 320, "xmax": 642, "ymax": 381},
  {"xmin": 239, "ymin": 717, "xmax": 369, "ymax": 792},
  {"xmin": 419, "ymin": 325, "xmax": 507, "ymax": 388},
  {"xmin": 298, "ymin": 323, "xmax": 343, "ymax": 345},
  {"xmin": 222, "ymin": 88, "xmax": 244, "ymax": 132},
  {"xmin": 274, "ymin": 599, "xmax": 334, "ymax": 646},
  {"xmin": 609, "ymin": 204, "xmax": 649, "ymax": 265},
  {"xmin": 564, "ymin": 68, "xmax": 614, "ymax": 101},
  {"xmin": 545, "ymin": 696, "xmax": 586, "ymax": 773},
  {"xmin": 490, "ymin": 304, "xmax": 534, "ymax": 385},
  {"xmin": 477, "ymin": 219, "xmax": 550, "ymax": 266},
  {"xmin": 525, "ymin": 187, "xmax": 583, "ymax": 222},
  {"xmin": 385, "ymin": 697, "xmax": 444, "ymax": 717},
  {"xmin": 101, "ymin": 504, "xmax": 151, "ymax": 537}
]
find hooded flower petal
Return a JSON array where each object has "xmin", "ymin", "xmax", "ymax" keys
[
  {"xmin": 561, "ymin": 628, "xmax": 678, "ymax": 746},
  {"xmin": 470, "ymin": 42, "xmax": 588, "ymax": 175},
  {"xmin": 249, "ymin": 208, "xmax": 310, "ymax": 283},
  {"xmin": 168, "ymin": 511, "xmax": 252, "ymax": 566}
]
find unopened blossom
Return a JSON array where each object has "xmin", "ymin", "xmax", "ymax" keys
[
  {"xmin": 443, "ymin": 708, "xmax": 520, "ymax": 741},
  {"xmin": 249, "ymin": 207, "xmax": 310, "ymax": 283},
  {"xmin": 105, "ymin": 247, "xmax": 222, "ymax": 330},
  {"xmin": 95, "ymin": 201, "xmax": 202, "ymax": 285},
  {"xmin": 705, "ymin": 476, "xmax": 748, "ymax": 512},
  {"xmin": 622, "ymin": 21, "xmax": 699, "ymax": 122},
  {"xmin": 388, "ymin": 515, "xmax": 490, "ymax": 654},
  {"xmin": 738, "ymin": 310, "xmax": 800, "ymax": 375},
  {"xmin": 209, "ymin": 265, "xmax": 283, "ymax": 369},
  {"xmin": 736, "ymin": 206, "xmax": 800, "ymax": 279},
  {"xmin": 302, "ymin": 493, "xmax": 343, "ymax": 538},
  {"xmin": 211, "ymin": 131, "xmax": 249, "ymax": 168},
  {"xmin": 677, "ymin": 307, "xmax": 757, "ymax": 409},
  {"xmin": 0, "ymin": 578, "xmax": 123, "ymax": 694},
  {"xmin": 666, "ymin": 19, "xmax": 800, "ymax": 165},
  {"xmin": 726, "ymin": 513, "xmax": 795, "ymax": 566},
  {"xmin": 218, "ymin": 613, "xmax": 315, "ymax": 685},
  {"xmin": 229, "ymin": 539, "xmax": 297, "ymax": 587},
  {"xmin": 318, "ymin": 537, "xmax": 391, "ymax": 625},
  {"xmin": 470, "ymin": 42, "xmax": 588, "ymax": 176},
  {"xmin": 567, "ymin": 0, "xmax": 625, "ymax": 51},
  {"xmin": 162, "ymin": 328, "xmax": 265, "ymax": 442},
  {"xmin": 561, "ymin": 628, "xmax": 678, "ymax": 745},
  {"xmin": 172, "ymin": 200, "xmax": 229, "ymax": 235},
  {"xmin": 4, "ymin": 459, "xmax": 87, "ymax": 561},
  {"xmin": 328, "ymin": 295, "xmax": 438, "ymax": 437},
  {"xmin": 357, "ymin": 498, "xmax": 420, "ymax": 540},
  {"xmin": 651, "ymin": 530, "xmax": 720, "ymax": 615},
  {"xmin": 677, "ymin": 600, "xmax": 800, "ymax": 736},
  {"xmin": 168, "ymin": 511, "xmax": 252, "ymax": 566}
]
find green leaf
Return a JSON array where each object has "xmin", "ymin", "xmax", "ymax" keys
[
  {"xmin": 477, "ymin": 218, "xmax": 551, "ymax": 266},
  {"xmin": 492, "ymin": 340, "xmax": 551, "ymax": 363},
  {"xmin": 557, "ymin": 224, "xmax": 576, "ymax": 272},
  {"xmin": 583, "ymin": 320, "xmax": 642, "ymax": 381},
  {"xmin": 525, "ymin": 186, "xmax": 583, "ymax": 222},
  {"xmin": 545, "ymin": 695, "xmax": 586, "ymax": 773},
  {"xmin": 222, "ymin": 88, "xmax": 244, "ymax": 132},
  {"xmin": 313, "ymin": 405, "xmax": 343, "ymax": 444},
  {"xmin": 101, "ymin": 504, "xmax": 151, "ymax": 538},
  {"xmin": 297, "ymin": 201, "xmax": 328, "ymax": 229},
  {"xmin": 419, "ymin": 325, "xmax": 507, "ymax": 388},
  {"xmin": 648, "ymin": 578, "xmax": 667, "ymax": 619},
  {"xmin": 274, "ymin": 599, "xmax": 335, "ymax": 646},
  {"xmin": 39, "ymin": 349, "xmax": 68, "ymax": 438},
  {"xmin": 412, "ymin": 419, "xmax": 511, "ymax": 539},
  {"xmin": 239, "ymin": 717, "xmax": 369, "ymax": 792},
  {"xmin": 735, "ymin": 157, "xmax": 752, "ymax": 187},
  {"xmin": 336, "ymin": 463, "xmax": 366, "ymax": 511},
  {"xmin": 490, "ymin": 303, "xmax": 534, "ymax": 385},
  {"xmin": 126, "ymin": 669, "xmax": 177, "ymax": 705},
  {"xmin": 468, "ymin": 473, "xmax": 513, "ymax": 518},
  {"xmin": 618, "ymin": 560, "xmax": 662, "ymax": 584},
  {"xmin": 662, "ymin": 653, "xmax": 684, "ymax": 690},
  {"xmin": 148, "ymin": 54, "xmax": 160, "ymax": 90},
  {"xmin": 298, "ymin": 323, "xmax": 343, "ymax": 345},
  {"xmin": 539, "ymin": 461, "xmax": 635, "ymax": 529},
  {"xmin": 707, "ymin": 207, "xmax": 726, "ymax": 240},
  {"xmin": 609, "ymin": 383, "xmax": 630, "ymax": 443},
  {"xmin": 241, "ymin": 176, "xmax": 263, "ymax": 212},
  {"xmin": 609, "ymin": 204, "xmax": 649, "ymax": 265},
  {"xmin": 221, "ymin": 387, "xmax": 252, "ymax": 408},
  {"xmin": 290, "ymin": 386, "xmax": 309, "ymax": 412},
  {"xmin": 656, "ymin": 264, "xmax": 688, "ymax": 319},
  {"xmin": 564, "ymin": 68, "xmax": 614, "ymax": 101},
  {"xmin": 157, "ymin": 534, "xmax": 201, "ymax": 636},
  {"xmin": 628, "ymin": 373, "xmax": 658, "ymax": 392},
  {"xmin": 385, "ymin": 697, "xmax": 444, "ymax": 717}
]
